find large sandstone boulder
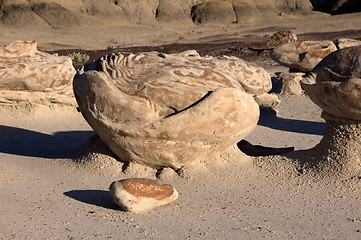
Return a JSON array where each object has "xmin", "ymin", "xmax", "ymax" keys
[
  {"xmin": 73, "ymin": 50, "xmax": 268, "ymax": 168},
  {"xmin": 271, "ymin": 40, "xmax": 337, "ymax": 72},
  {"xmin": 0, "ymin": 41, "xmax": 76, "ymax": 106},
  {"xmin": 302, "ymin": 46, "xmax": 361, "ymax": 120}
]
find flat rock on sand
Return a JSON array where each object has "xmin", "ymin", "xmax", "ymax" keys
[{"xmin": 109, "ymin": 178, "xmax": 178, "ymax": 212}]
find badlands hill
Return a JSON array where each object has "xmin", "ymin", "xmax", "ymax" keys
[{"xmin": 0, "ymin": 0, "xmax": 360, "ymax": 28}]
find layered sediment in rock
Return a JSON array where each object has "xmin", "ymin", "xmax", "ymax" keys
[
  {"xmin": 0, "ymin": 41, "xmax": 76, "ymax": 106},
  {"xmin": 73, "ymin": 51, "xmax": 269, "ymax": 168}
]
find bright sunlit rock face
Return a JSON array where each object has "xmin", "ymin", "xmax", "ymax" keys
[
  {"xmin": 74, "ymin": 51, "xmax": 269, "ymax": 168},
  {"xmin": 0, "ymin": 41, "xmax": 76, "ymax": 106},
  {"xmin": 271, "ymin": 40, "xmax": 337, "ymax": 72}
]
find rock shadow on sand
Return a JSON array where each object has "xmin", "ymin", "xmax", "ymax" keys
[
  {"xmin": 0, "ymin": 125, "xmax": 94, "ymax": 158},
  {"xmin": 258, "ymin": 109, "xmax": 326, "ymax": 135},
  {"xmin": 64, "ymin": 190, "xmax": 118, "ymax": 210}
]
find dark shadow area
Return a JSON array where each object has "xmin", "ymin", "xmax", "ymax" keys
[
  {"xmin": 64, "ymin": 190, "xmax": 120, "ymax": 210},
  {"xmin": 258, "ymin": 109, "xmax": 326, "ymax": 135},
  {"xmin": 238, "ymin": 139, "xmax": 294, "ymax": 157},
  {"xmin": 0, "ymin": 125, "xmax": 94, "ymax": 158}
]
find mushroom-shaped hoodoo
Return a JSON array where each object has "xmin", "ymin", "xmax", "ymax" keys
[
  {"xmin": 0, "ymin": 41, "xmax": 76, "ymax": 106},
  {"xmin": 301, "ymin": 46, "xmax": 361, "ymax": 177},
  {"xmin": 73, "ymin": 51, "xmax": 271, "ymax": 168}
]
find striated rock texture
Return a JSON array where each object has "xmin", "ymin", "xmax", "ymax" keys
[
  {"xmin": 109, "ymin": 178, "xmax": 178, "ymax": 213},
  {"xmin": 299, "ymin": 46, "xmax": 361, "ymax": 178},
  {"xmin": 73, "ymin": 51, "xmax": 266, "ymax": 168},
  {"xmin": 271, "ymin": 40, "xmax": 337, "ymax": 72},
  {"xmin": 266, "ymin": 30, "xmax": 297, "ymax": 49},
  {"xmin": 0, "ymin": 41, "xmax": 76, "ymax": 106}
]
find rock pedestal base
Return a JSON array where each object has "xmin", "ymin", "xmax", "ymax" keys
[{"xmin": 303, "ymin": 115, "xmax": 361, "ymax": 179}]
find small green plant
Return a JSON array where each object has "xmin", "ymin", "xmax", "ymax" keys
[
  {"xmin": 107, "ymin": 45, "xmax": 117, "ymax": 50},
  {"xmin": 68, "ymin": 52, "xmax": 90, "ymax": 62}
]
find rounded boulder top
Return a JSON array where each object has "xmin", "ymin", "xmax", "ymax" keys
[{"xmin": 301, "ymin": 46, "xmax": 361, "ymax": 120}]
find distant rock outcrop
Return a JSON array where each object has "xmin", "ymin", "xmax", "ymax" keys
[
  {"xmin": 0, "ymin": 0, "xmax": 317, "ymax": 28},
  {"xmin": 73, "ymin": 51, "xmax": 269, "ymax": 168},
  {"xmin": 0, "ymin": 41, "xmax": 76, "ymax": 106},
  {"xmin": 192, "ymin": 0, "xmax": 313, "ymax": 24}
]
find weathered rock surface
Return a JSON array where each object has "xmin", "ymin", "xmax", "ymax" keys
[
  {"xmin": 271, "ymin": 40, "xmax": 337, "ymax": 72},
  {"xmin": 191, "ymin": 1, "xmax": 237, "ymax": 24},
  {"xmin": 273, "ymin": 72, "xmax": 305, "ymax": 95},
  {"xmin": 0, "ymin": 0, "xmax": 315, "ymax": 27},
  {"xmin": 0, "ymin": 41, "xmax": 76, "ymax": 106},
  {"xmin": 266, "ymin": 30, "xmax": 297, "ymax": 49},
  {"xmin": 299, "ymin": 46, "xmax": 361, "ymax": 178},
  {"xmin": 301, "ymin": 46, "xmax": 361, "ymax": 120},
  {"xmin": 192, "ymin": 0, "xmax": 313, "ymax": 24},
  {"xmin": 253, "ymin": 93, "xmax": 280, "ymax": 107},
  {"xmin": 109, "ymin": 178, "xmax": 178, "ymax": 212},
  {"xmin": 74, "ymin": 51, "xmax": 266, "ymax": 168},
  {"xmin": 335, "ymin": 38, "xmax": 361, "ymax": 49}
]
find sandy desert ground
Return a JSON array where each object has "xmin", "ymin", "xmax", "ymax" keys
[{"xmin": 1, "ymin": 12, "xmax": 361, "ymax": 239}]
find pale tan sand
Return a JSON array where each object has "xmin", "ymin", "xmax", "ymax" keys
[{"xmin": 1, "ymin": 12, "xmax": 361, "ymax": 239}]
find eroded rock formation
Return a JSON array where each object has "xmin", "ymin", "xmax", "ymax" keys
[
  {"xmin": 0, "ymin": 41, "xmax": 76, "ymax": 106},
  {"xmin": 335, "ymin": 38, "xmax": 361, "ymax": 49},
  {"xmin": 271, "ymin": 40, "xmax": 337, "ymax": 72},
  {"xmin": 0, "ymin": 0, "xmax": 315, "ymax": 27},
  {"xmin": 266, "ymin": 30, "xmax": 297, "ymax": 49},
  {"xmin": 300, "ymin": 46, "xmax": 361, "ymax": 178},
  {"xmin": 74, "ymin": 51, "xmax": 271, "ymax": 168}
]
